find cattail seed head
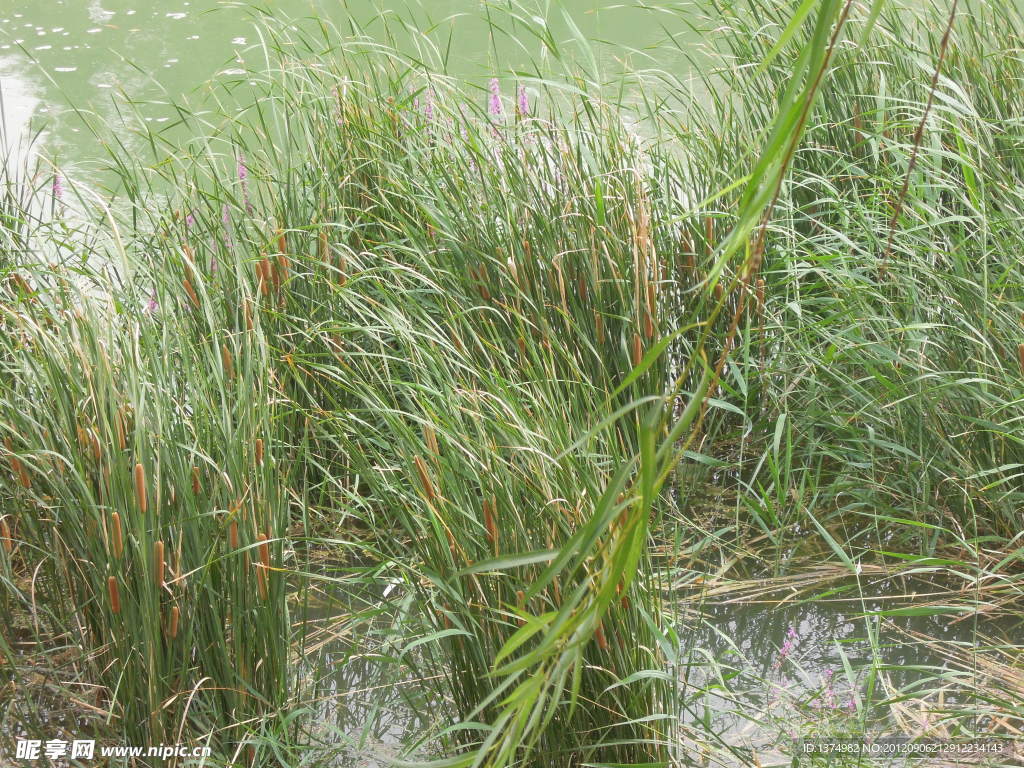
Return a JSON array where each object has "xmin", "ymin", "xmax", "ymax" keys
[
  {"xmin": 243, "ymin": 298, "xmax": 253, "ymax": 331},
  {"xmin": 1, "ymin": 518, "xmax": 12, "ymax": 553},
  {"xmin": 221, "ymin": 343, "xmax": 234, "ymax": 380},
  {"xmin": 108, "ymin": 576, "xmax": 121, "ymax": 614},
  {"xmin": 414, "ymin": 455, "xmax": 436, "ymax": 502},
  {"xmin": 257, "ymin": 532, "xmax": 270, "ymax": 569},
  {"xmin": 595, "ymin": 619, "xmax": 608, "ymax": 651},
  {"xmin": 704, "ymin": 215, "xmax": 714, "ymax": 247},
  {"xmin": 483, "ymin": 497, "xmax": 498, "ymax": 552},
  {"xmin": 183, "ymin": 278, "xmax": 199, "ymax": 307},
  {"xmin": 191, "ymin": 466, "xmax": 201, "ymax": 495},
  {"xmin": 154, "ymin": 540, "xmax": 165, "ymax": 588},
  {"xmin": 631, "ymin": 333, "xmax": 643, "ymax": 367},
  {"xmin": 256, "ymin": 563, "xmax": 268, "ymax": 600},
  {"xmin": 756, "ymin": 277, "xmax": 765, "ymax": 312},
  {"xmin": 713, "ymin": 281, "xmax": 724, "ymax": 301},
  {"xmin": 255, "ymin": 438, "xmax": 265, "ymax": 467},
  {"xmin": 90, "ymin": 431, "xmax": 101, "ymax": 462},
  {"xmin": 256, "ymin": 257, "xmax": 268, "ymax": 295},
  {"xmin": 277, "ymin": 229, "xmax": 287, "ymax": 255},
  {"xmin": 111, "ymin": 512, "xmax": 123, "ymax": 558},
  {"xmin": 507, "ymin": 256, "xmax": 519, "ymax": 289},
  {"xmin": 423, "ymin": 424, "xmax": 439, "ymax": 457},
  {"xmin": 134, "ymin": 463, "xmax": 147, "ymax": 514},
  {"xmin": 168, "ymin": 605, "xmax": 180, "ymax": 639},
  {"xmin": 319, "ymin": 229, "xmax": 329, "ymax": 263},
  {"xmin": 1018, "ymin": 343, "xmax": 1024, "ymax": 375},
  {"xmin": 337, "ymin": 249, "xmax": 348, "ymax": 286},
  {"xmin": 595, "ymin": 312, "xmax": 605, "ymax": 344},
  {"xmin": 229, "ymin": 519, "xmax": 239, "ymax": 550}
]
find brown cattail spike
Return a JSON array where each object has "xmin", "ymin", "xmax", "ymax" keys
[
  {"xmin": 319, "ymin": 230, "xmax": 329, "ymax": 264},
  {"xmin": 256, "ymin": 563, "xmax": 268, "ymax": 601},
  {"xmin": 111, "ymin": 512, "xmax": 123, "ymax": 558},
  {"xmin": 483, "ymin": 497, "xmax": 498, "ymax": 552},
  {"xmin": 595, "ymin": 619, "xmax": 609, "ymax": 651},
  {"xmin": 108, "ymin": 576, "xmax": 121, "ymax": 615},
  {"xmin": 134, "ymin": 463, "xmax": 147, "ymax": 514},
  {"xmin": 631, "ymin": 333, "xmax": 643, "ymax": 367},
  {"xmin": 191, "ymin": 466, "xmax": 201, "ymax": 495},
  {"xmin": 154, "ymin": 540, "xmax": 165, "ymax": 588},
  {"xmin": 257, "ymin": 257, "xmax": 270, "ymax": 296},
  {"xmin": 257, "ymin": 532, "xmax": 270, "ymax": 570},
  {"xmin": 0, "ymin": 518, "xmax": 12, "ymax": 553},
  {"xmin": 183, "ymin": 278, "xmax": 199, "ymax": 307},
  {"xmin": 1018, "ymin": 342, "xmax": 1024, "ymax": 375},
  {"xmin": 168, "ymin": 606, "xmax": 180, "ymax": 639},
  {"xmin": 255, "ymin": 438, "xmax": 264, "ymax": 467},
  {"xmin": 414, "ymin": 455, "xmax": 436, "ymax": 502},
  {"xmin": 229, "ymin": 520, "xmax": 239, "ymax": 550},
  {"xmin": 423, "ymin": 424, "xmax": 439, "ymax": 457},
  {"xmin": 221, "ymin": 344, "xmax": 234, "ymax": 380}
]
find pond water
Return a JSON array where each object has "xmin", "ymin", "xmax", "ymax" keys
[
  {"xmin": 295, "ymin": 569, "xmax": 1020, "ymax": 765},
  {"xmin": 0, "ymin": 0, "xmax": 703, "ymax": 170}
]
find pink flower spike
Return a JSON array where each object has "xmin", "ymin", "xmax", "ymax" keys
[
  {"xmin": 517, "ymin": 84, "xmax": 528, "ymax": 117},
  {"xmin": 488, "ymin": 77, "xmax": 502, "ymax": 117}
]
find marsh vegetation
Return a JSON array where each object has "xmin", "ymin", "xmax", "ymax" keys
[{"xmin": 1, "ymin": 1, "xmax": 1023, "ymax": 766}]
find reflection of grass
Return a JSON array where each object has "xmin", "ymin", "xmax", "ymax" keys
[{"xmin": 1, "ymin": 0, "xmax": 1024, "ymax": 765}]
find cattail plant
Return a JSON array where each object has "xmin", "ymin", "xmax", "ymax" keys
[
  {"xmin": 4, "ymin": 438, "xmax": 31, "ymax": 490},
  {"xmin": 107, "ymin": 576, "xmax": 121, "ymax": 615},
  {"xmin": 0, "ymin": 517, "xmax": 12, "ymax": 554},
  {"xmin": 257, "ymin": 256, "xmax": 271, "ymax": 296},
  {"xmin": 414, "ymin": 455, "xmax": 436, "ymax": 502},
  {"xmin": 423, "ymin": 423, "xmax": 439, "ymax": 457},
  {"xmin": 255, "ymin": 438, "xmax": 264, "ymax": 467},
  {"xmin": 191, "ymin": 466, "xmax": 201, "ymax": 495},
  {"xmin": 256, "ymin": 532, "xmax": 270, "ymax": 600},
  {"xmin": 154, "ymin": 540, "xmax": 165, "ymax": 588},
  {"xmin": 221, "ymin": 343, "xmax": 234, "ymax": 380},
  {"xmin": 595, "ymin": 619, "xmax": 609, "ymax": 651},
  {"xmin": 631, "ymin": 332, "xmax": 643, "ymax": 367},
  {"xmin": 183, "ymin": 277, "xmax": 199, "ymax": 307},
  {"xmin": 318, "ymin": 228, "xmax": 330, "ymax": 264},
  {"xmin": 483, "ymin": 496, "xmax": 498, "ymax": 553},
  {"xmin": 134, "ymin": 463, "xmax": 147, "ymax": 514},
  {"xmin": 168, "ymin": 605, "xmax": 180, "ymax": 639},
  {"xmin": 1018, "ymin": 342, "xmax": 1024, "ymax": 375},
  {"xmin": 229, "ymin": 520, "xmax": 239, "ymax": 550}
]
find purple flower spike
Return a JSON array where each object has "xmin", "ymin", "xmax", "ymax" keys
[
  {"xmin": 52, "ymin": 173, "xmax": 64, "ymax": 201},
  {"xmin": 185, "ymin": 210, "xmax": 196, "ymax": 229},
  {"xmin": 144, "ymin": 289, "xmax": 158, "ymax": 315},
  {"xmin": 517, "ymin": 84, "xmax": 528, "ymax": 117},
  {"xmin": 237, "ymin": 154, "xmax": 253, "ymax": 214},
  {"xmin": 423, "ymin": 88, "xmax": 434, "ymax": 121},
  {"xmin": 488, "ymin": 77, "xmax": 502, "ymax": 117}
]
